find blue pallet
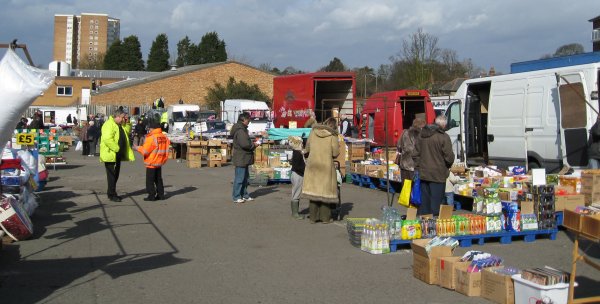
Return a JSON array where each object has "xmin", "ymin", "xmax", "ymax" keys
[
  {"xmin": 268, "ymin": 179, "xmax": 291, "ymax": 185},
  {"xmin": 388, "ymin": 228, "xmax": 558, "ymax": 252},
  {"xmin": 360, "ymin": 175, "xmax": 378, "ymax": 189}
]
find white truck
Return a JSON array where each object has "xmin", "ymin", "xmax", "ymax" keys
[
  {"xmin": 29, "ymin": 106, "xmax": 88, "ymax": 126},
  {"xmin": 445, "ymin": 62, "xmax": 600, "ymax": 172},
  {"xmin": 167, "ymin": 104, "xmax": 201, "ymax": 132},
  {"xmin": 221, "ymin": 99, "xmax": 271, "ymax": 135}
]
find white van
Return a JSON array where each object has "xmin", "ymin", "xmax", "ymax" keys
[
  {"xmin": 445, "ymin": 63, "xmax": 600, "ymax": 172},
  {"xmin": 167, "ymin": 104, "xmax": 200, "ymax": 132},
  {"xmin": 221, "ymin": 99, "xmax": 271, "ymax": 135}
]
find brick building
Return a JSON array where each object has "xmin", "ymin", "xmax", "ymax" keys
[{"xmin": 91, "ymin": 61, "xmax": 275, "ymax": 107}]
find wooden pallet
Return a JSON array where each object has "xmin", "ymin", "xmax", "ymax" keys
[{"xmin": 388, "ymin": 228, "xmax": 558, "ymax": 252}]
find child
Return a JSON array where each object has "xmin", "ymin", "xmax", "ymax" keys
[
  {"xmin": 133, "ymin": 119, "xmax": 170, "ymax": 201},
  {"xmin": 289, "ymin": 136, "xmax": 305, "ymax": 219}
]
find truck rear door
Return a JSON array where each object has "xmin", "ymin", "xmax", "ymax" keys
[{"xmin": 556, "ymin": 72, "xmax": 590, "ymax": 167}]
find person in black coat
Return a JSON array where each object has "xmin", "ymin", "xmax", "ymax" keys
[
  {"xmin": 289, "ymin": 136, "xmax": 305, "ymax": 219},
  {"xmin": 87, "ymin": 121, "xmax": 100, "ymax": 156},
  {"xmin": 134, "ymin": 118, "xmax": 147, "ymax": 146}
]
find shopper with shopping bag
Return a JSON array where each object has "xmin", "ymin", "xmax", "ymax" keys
[{"xmin": 414, "ymin": 116, "xmax": 454, "ymax": 216}]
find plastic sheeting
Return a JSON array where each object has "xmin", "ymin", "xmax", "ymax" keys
[
  {"xmin": 0, "ymin": 48, "xmax": 54, "ymax": 152},
  {"xmin": 266, "ymin": 128, "xmax": 312, "ymax": 140}
]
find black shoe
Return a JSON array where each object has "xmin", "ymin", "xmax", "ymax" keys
[
  {"xmin": 109, "ymin": 196, "xmax": 121, "ymax": 202},
  {"xmin": 155, "ymin": 195, "xmax": 165, "ymax": 201},
  {"xmin": 144, "ymin": 197, "xmax": 156, "ymax": 201},
  {"xmin": 114, "ymin": 195, "xmax": 123, "ymax": 200}
]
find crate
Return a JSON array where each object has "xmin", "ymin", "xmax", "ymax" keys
[
  {"xmin": 187, "ymin": 152, "xmax": 201, "ymax": 162},
  {"xmin": 207, "ymin": 159, "xmax": 222, "ymax": 167},
  {"xmin": 511, "ymin": 274, "xmax": 572, "ymax": 304},
  {"xmin": 249, "ymin": 173, "xmax": 269, "ymax": 186},
  {"xmin": 209, "ymin": 153, "xmax": 222, "ymax": 161},
  {"xmin": 348, "ymin": 142, "xmax": 368, "ymax": 161},
  {"xmin": 563, "ymin": 209, "xmax": 600, "ymax": 239}
]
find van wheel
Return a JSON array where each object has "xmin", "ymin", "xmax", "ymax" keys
[{"xmin": 528, "ymin": 159, "xmax": 541, "ymax": 169}]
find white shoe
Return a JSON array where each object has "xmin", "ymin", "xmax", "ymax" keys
[
  {"xmin": 243, "ymin": 197, "xmax": 254, "ymax": 202},
  {"xmin": 234, "ymin": 199, "xmax": 245, "ymax": 204}
]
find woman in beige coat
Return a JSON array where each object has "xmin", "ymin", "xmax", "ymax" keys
[{"xmin": 302, "ymin": 118, "xmax": 340, "ymax": 223}]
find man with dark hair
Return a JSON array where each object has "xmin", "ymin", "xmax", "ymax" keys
[
  {"xmin": 230, "ymin": 112, "xmax": 259, "ymax": 203},
  {"xmin": 100, "ymin": 109, "xmax": 135, "ymax": 202}
]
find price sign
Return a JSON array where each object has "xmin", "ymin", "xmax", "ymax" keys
[{"xmin": 16, "ymin": 133, "xmax": 35, "ymax": 145}]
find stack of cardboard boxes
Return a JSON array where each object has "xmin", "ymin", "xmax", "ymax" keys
[
  {"xmin": 412, "ymin": 240, "xmax": 515, "ymax": 303},
  {"xmin": 186, "ymin": 140, "xmax": 202, "ymax": 168}
]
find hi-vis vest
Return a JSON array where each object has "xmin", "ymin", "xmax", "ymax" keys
[{"xmin": 138, "ymin": 128, "xmax": 170, "ymax": 168}]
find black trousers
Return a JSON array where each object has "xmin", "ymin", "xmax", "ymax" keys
[
  {"xmin": 105, "ymin": 160, "xmax": 121, "ymax": 198},
  {"xmin": 82, "ymin": 140, "xmax": 90, "ymax": 155},
  {"xmin": 146, "ymin": 167, "xmax": 164, "ymax": 198},
  {"xmin": 418, "ymin": 180, "xmax": 445, "ymax": 216}
]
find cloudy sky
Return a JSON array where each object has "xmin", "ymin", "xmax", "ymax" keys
[{"xmin": 1, "ymin": 0, "xmax": 598, "ymax": 73}]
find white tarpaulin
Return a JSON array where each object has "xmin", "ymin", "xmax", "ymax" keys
[{"xmin": 0, "ymin": 48, "xmax": 54, "ymax": 152}]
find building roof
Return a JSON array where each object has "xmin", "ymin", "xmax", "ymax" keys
[
  {"xmin": 438, "ymin": 78, "xmax": 467, "ymax": 92},
  {"xmin": 589, "ymin": 15, "xmax": 600, "ymax": 22},
  {"xmin": 71, "ymin": 69, "xmax": 158, "ymax": 79},
  {"xmin": 93, "ymin": 61, "xmax": 272, "ymax": 94}
]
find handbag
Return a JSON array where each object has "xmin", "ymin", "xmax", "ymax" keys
[
  {"xmin": 75, "ymin": 141, "xmax": 83, "ymax": 151},
  {"xmin": 410, "ymin": 171, "xmax": 422, "ymax": 206},
  {"xmin": 398, "ymin": 178, "xmax": 412, "ymax": 207}
]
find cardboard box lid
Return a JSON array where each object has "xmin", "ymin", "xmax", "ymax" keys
[{"xmin": 411, "ymin": 239, "xmax": 455, "ymax": 258}]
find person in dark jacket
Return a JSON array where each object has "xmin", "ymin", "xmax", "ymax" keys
[
  {"xmin": 80, "ymin": 120, "xmax": 90, "ymax": 156},
  {"xmin": 588, "ymin": 117, "xmax": 600, "ymax": 168},
  {"xmin": 29, "ymin": 113, "xmax": 44, "ymax": 129},
  {"xmin": 134, "ymin": 118, "xmax": 147, "ymax": 146},
  {"xmin": 415, "ymin": 116, "xmax": 455, "ymax": 216},
  {"xmin": 397, "ymin": 117, "xmax": 426, "ymax": 182},
  {"xmin": 289, "ymin": 136, "xmax": 305, "ymax": 219},
  {"xmin": 87, "ymin": 121, "xmax": 100, "ymax": 156},
  {"xmin": 16, "ymin": 117, "xmax": 28, "ymax": 129},
  {"xmin": 231, "ymin": 112, "xmax": 258, "ymax": 203}
]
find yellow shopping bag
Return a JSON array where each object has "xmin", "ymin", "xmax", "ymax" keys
[{"xmin": 398, "ymin": 179, "xmax": 412, "ymax": 207}]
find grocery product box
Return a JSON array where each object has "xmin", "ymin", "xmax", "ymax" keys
[
  {"xmin": 208, "ymin": 139, "xmax": 222, "ymax": 146},
  {"xmin": 348, "ymin": 142, "xmax": 368, "ymax": 161},
  {"xmin": 187, "ymin": 159, "xmax": 201, "ymax": 168},
  {"xmin": 481, "ymin": 267, "xmax": 515, "ymax": 304},
  {"xmin": 455, "ymin": 263, "xmax": 482, "ymax": 297},
  {"xmin": 554, "ymin": 195, "xmax": 585, "ymax": 211},
  {"xmin": 411, "ymin": 239, "xmax": 455, "ymax": 285},
  {"xmin": 209, "ymin": 153, "xmax": 222, "ymax": 161},
  {"xmin": 437, "ymin": 256, "xmax": 469, "ymax": 290},
  {"xmin": 188, "ymin": 140, "xmax": 202, "ymax": 147},
  {"xmin": 255, "ymin": 167, "xmax": 274, "ymax": 179},
  {"xmin": 187, "ymin": 152, "xmax": 201, "ymax": 162}
]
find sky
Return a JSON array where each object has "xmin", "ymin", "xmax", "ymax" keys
[{"xmin": 1, "ymin": 0, "xmax": 598, "ymax": 74}]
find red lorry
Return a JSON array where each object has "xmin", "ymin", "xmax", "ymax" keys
[
  {"xmin": 360, "ymin": 90, "xmax": 435, "ymax": 146},
  {"xmin": 272, "ymin": 72, "xmax": 356, "ymax": 128}
]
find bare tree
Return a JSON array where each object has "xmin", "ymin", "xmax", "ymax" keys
[
  {"xmin": 399, "ymin": 28, "xmax": 440, "ymax": 89},
  {"xmin": 78, "ymin": 52, "xmax": 105, "ymax": 70}
]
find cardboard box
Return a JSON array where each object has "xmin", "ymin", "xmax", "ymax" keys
[
  {"xmin": 209, "ymin": 153, "xmax": 222, "ymax": 161},
  {"xmin": 187, "ymin": 152, "xmax": 201, "ymax": 161},
  {"xmin": 554, "ymin": 195, "xmax": 585, "ymax": 211},
  {"xmin": 348, "ymin": 142, "xmax": 368, "ymax": 161},
  {"xmin": 482, "ymin": 267, "xmax": 515, "ymax": 304},
  {"xmin": 188, "ymin": 140, "xmax": 202, "ymax": 147},
  {"xmin": 411, "ymin": 239, "xmax": 455, "ymax": 285},
  {"xmin": 455, "ymin": 264, "xmax": 482, "ymax": 297},
  {"xmin": 268, "ymin": 156, "xmax": 282, "ymax": 168},
  {"xmin": 255, "ymin": 167, "xmax": 275, "ymax": 179},
  {"xmin": 437, "ymin": 256, "xmax": 470, "ymax": 290},
  {"xmin": 187, "ymin": 159, "xmax": 201, "ymax": 168},
  {"xmin": 208, "ymin": 139, "xmax": 222, "ymax": 146}
]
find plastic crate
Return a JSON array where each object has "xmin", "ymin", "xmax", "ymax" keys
[
  {"xmin": 249, "ymin": 173, "xmax": 269, "ymax": 186},
  {"xmin": 512, "ymin": 274, "xmax": 573, "ymax": 304}
]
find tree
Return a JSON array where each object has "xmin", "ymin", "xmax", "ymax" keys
[
  {"xmin": 103, "ymin": 40, "xmax": 122, "ymax": 70},
  {"xmin": 399, "ymin": 28, "xmax": 440, "ymax": 89},
  {"xmin": 197, "ymin": 31, "xmax": 227, "ymax": 64},
  {"xmin": 204, "ymin": 77, "xmax": 270, "ymax": 110},
  {"xmin": 147, "ymin": 33, "xmax": 170, "ymax": 72},
  {"xmin": 120, "ymin": 35, "xmax": 145, "ymax": 71},
  {"xmin": 320, "ymin": 57, "xmax": 347, "ymax": 72},
  {"xmin": 78, "ymin": 52, "xmax": 105, "ymax": 70},
  {"xmin": 553, "ymin": 43, "xmax": 584, "ymax": 57},
  {"xmin": 176, "ymin": 36, "xmax": 192, "ymax": 67}
]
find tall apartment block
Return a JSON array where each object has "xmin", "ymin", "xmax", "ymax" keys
[{"xmin": 53, "ymin": 13, "xmax": 120, "ymax": 68}]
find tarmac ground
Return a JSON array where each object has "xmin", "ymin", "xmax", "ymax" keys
[{"xmin": 1, "ymin": 150, "xmax": 599, "ymax": 303}]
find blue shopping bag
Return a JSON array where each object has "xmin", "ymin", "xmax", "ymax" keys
[{"xmin": 410, "ymin": 171, "xmax": 421, "ymax": 206}]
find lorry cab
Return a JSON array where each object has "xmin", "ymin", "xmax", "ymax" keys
[
  {"xmin": 360, "ymin": 90, "xmax": 435, "ymax": 146},
  {"xmin": 446, "ymin": 63, "xmax": 600, "ymax": 172},
  {"xmin": 167, "ymin": 104, "xmax": 201, "ymax": 132}
]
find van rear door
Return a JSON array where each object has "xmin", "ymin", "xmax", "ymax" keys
[{"xmin": 556, "ymin": 72, "xmax": 590, "ymax": 167}]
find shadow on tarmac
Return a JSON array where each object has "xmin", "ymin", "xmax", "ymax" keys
[
  {"xmin": 0, "ymin": 188, "xmax": 190, "ymax": 304},
  {"xmin": 124, "ymin": 185, "xmax": 198, "ymax": 199},
  {"xmin": 249, "ymin": 185, "xmax": 279, "ymax": 198}
]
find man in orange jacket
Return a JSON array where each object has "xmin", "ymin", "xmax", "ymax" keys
[{"xmin": 133, "ymin": 120, "xmax": 170, "ymax": 201}]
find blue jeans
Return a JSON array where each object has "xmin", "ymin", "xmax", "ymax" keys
[
  {"xmin": 445, "ymin": 192, "xmax": 454, "ymax": 206},
  {"xmin": 232, "ymin": 166, "xmax": 250, "ymax": 201}
]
